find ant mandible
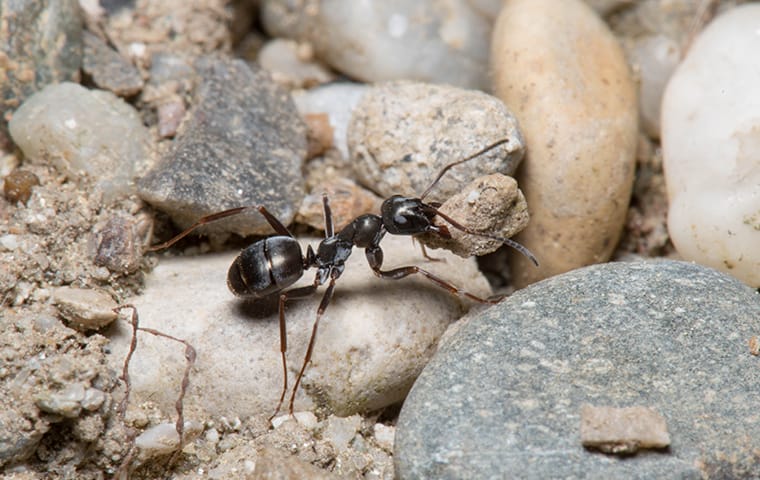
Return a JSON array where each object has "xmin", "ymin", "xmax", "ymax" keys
[{"xmin": 147, "ymin": 138, "xmax": 538, "ymax": 420}]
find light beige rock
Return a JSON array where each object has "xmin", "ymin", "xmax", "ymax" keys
[
  {"xmin": 491, "ymin": 0, "xmax": 638, "ymax": 288},
  {"xmin": 106, "ymin": 235, "xmax": 490, "ymax": 419},
  {"xmin": 418, "ymin": 174, "xmax": 530, "ymax": 258},
  {"xmin": 580, "ymin": 404, "xmax": 671, "ymax": 454}
]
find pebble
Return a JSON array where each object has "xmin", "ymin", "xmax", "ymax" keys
[
  {"xmin": 105, "ymin": 235, "xmax": 491, "ymax": 419},
  {"xmin": 3, "ymin": 169, "xmax": 40, "ymax": 204},
  {"xmin": 82, "ymin": 31, "xmax": 144, "ymax": 97},
  {"xmin": 35, "ymin": 382, "xmax": 87, "ymax": 418},
  {"xmin": 91, "ymin": 214, "xmax": 150, "ymax": 274},
  {"xmin": 52, "ymin": 286, "xmax": 118, "ymax": 330},
  {"xmin": 491, "ymin": 0, "xmax": 638, "ymax": 288},
  {"xmin": 293, "ymin": 82, "xmax": 369, "ymax": 161},
  {"xmin": 261, "ymin": 0, "xmax": 492, "ymax": 89},
  {"xmin": 580, "ymin": 405, "xmax": 671, "ymax": 454},
  {"xmin": 137, "ymin": 57, "xmax": 307, "ymax": 238},
  {"xmin": 296, "ymin": 178, "xmax": 382, "ymax": 233},
  {"xmin": 0, "ymin": 0, "xmax": 83, "ymax": 148},
  {"xmin": 257, "ymin": 38, "xmax": 335, "ymax": 89},
  {"xmin": 661, "ymin": 4, "xmax": 760, "ymax": 288},
  {"xmin": 8, "ymin": 82, "xmax": 152, "ymax": 200},
  {"xmin": 418, "ymin": 174, "xmax": 530, "ymax": 257},
  {"xmin": 395, "ymin": 260, "xmax": 760, "ymax": 478},
  {"xmin": 348, "ymin": 81, "xmax": 525, "ymax": 204},
  {"xmin": 134, "ymin": 420, "xmax": 204, "ymax": 462}
]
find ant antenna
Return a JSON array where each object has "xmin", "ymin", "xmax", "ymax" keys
[{"xmin": 419, "ymin": 138, "xmax": 511, "ymax": 201}]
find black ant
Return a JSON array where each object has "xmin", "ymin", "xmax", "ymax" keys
[{"xmin": 147, "ymin": 138, "xmax": 538, "ymax": 420}]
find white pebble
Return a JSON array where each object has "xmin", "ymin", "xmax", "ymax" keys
[{"xmin": 662, "ymin": 4, "xmax": 760, "ymax": 287}]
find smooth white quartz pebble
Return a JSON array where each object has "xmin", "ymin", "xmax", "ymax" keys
[{"xmin": 661, "ymin": 4, "xmax": 760, "ymax": 287}]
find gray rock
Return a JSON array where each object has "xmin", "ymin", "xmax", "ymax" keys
[
  {"xmin": 348, "ymin": 81, "xmax": 524, "ymax": 204},
  {"xmin": 0, "ymin": 0, "xmax": 83, "ymax": 147},
  {"xmin": 138, "ymin": 57, "xmax": 307, "ymax": 237},
  {"xmin": 395, "ymin": 260, "xmax": 760, "ymax": 479},
  {"xmin": 82, "ymin": 31, "xmax": 144, "ymax": 97},
  {"xmin": 261, "ymin": 0, "xmax": 492, "ymax": 90}
]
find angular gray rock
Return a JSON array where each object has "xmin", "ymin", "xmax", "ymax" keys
[
  {"xmin": 395, "ymin": 260, "xmax": 760, "ymax": 479},
  {"xmin": 138, "ymin": 57, "xmax": 307, "ymax": 237}
]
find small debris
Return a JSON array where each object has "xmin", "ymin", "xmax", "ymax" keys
[
  {"xmin": 82, "ymin": 31, "xmax": 144, "ymax": 97},
  {"xmin": 3, "ymin": 169, "xmax": 40, "ymax": 204},
  {"xmin": 749, "ymin": 336, "xmax": 759, "ymax": 356},
  {"xmin": 305, "ymin": 112, "xmax": 334, "ymax": 159},
  {"xmin": 53, "ymin": 286, "xmax": 118, "ymax": 330},
  {"xmin": 418, "ymin": 174, "xmax": 530, "ymax": 257},
  {"xmin": 92, "ymin": 214, "xmax": 149, "ymax": 274},
  {"xmin": 580, "ymin": 404, "xmax": 671, "ymax": 454}
]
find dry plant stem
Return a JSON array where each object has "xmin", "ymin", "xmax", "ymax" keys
[{"xmin": 113, "ymin": 304, "xmax": 198, "ymax": 476}]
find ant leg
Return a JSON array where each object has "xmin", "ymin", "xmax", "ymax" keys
[
  {"xmin": 322, "ymin": 193, "xmax": 334, "ymax": 238},
  {"xmin": 365, "ymin": 247, "xmax": 503, "ymax": 304},
  {"xmin": 412, "ymin": 237, "xmax": 445, "ymax": 263},
  {"xmin": 147, "ymin": 205, "xmax": 294, "ymax": 251},
  {"xmin": 288, "ymin": 274, "xmax": 338, "ymax": 414},
  {"xmin": 269, "ymin": 281, "xmax": 319, "ymax": 423}
]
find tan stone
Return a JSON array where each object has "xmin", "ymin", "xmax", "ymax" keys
[{"xmin": 491, "ymin": 0, "xmax": 638, "ymax": 288}]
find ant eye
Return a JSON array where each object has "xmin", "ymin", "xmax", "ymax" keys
[{"xmin": 394, "ymin": 215, "xmax": 408, "ymax": 225}]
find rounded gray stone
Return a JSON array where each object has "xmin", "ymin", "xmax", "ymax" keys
[
  {"xmin": 0, "ymin": 0, "xmax": 83, "ymax": 147},
  {"xmin": 395, "ymin": 260, "xmax": 760, "ymax": 479},
  {"xmin": 138, "ymin": 57, "xmax": 307, "ymax": 237}
]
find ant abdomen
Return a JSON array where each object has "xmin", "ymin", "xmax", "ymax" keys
[{"xmin": 227, "ymin": 237, "xmax": 304, "ymax": 297}]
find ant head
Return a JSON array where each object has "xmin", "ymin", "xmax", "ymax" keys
[{"xmin": 380, "ymin": 195, "xmax": 437, "ymax": 235}]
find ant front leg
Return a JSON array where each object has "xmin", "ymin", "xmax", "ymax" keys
[{"xmin": 364, "ymin": 247, "xmax": 503, "ymax": 304}]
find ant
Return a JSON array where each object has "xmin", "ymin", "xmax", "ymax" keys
[{"xmin": 148, "ymin": 138, "xmax": 538, "ymax": 420}]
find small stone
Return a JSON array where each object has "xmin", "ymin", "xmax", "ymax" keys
[
  {"xmin": 372, "ymin": 424, "xmax": 395, "ymax": 453},
  {"xmin": 492, "ymin": 0, "xmax": 638, "ymax": 288},
  {"xmin": 580, "ymin": 405, "xmax": 671, "ymax": 454},
  {"xmin": 134, "ymin": 420, "xmax": 204, "ymax": 461},
  {"xmin": 137, "ymin": 57, "xmax": 307, "ymax": 238},
  {"xmin": 81, "ymin": 388, "xmax": 107, "ymax": 411},
  {"xmin": 349, "ymin": 81, "xmax": 525, "ymax": 204},
  {"xmin": 296, "ymin": 178, "xmax": 382, "ymax": 233},
  {"xmin": 304, "ymin": 112, "xmax": 334, "ymax": 159},
  {"xmin": 258, "ymin": 38, "xmax": 335, "ymax": 89},
  {"xmin": 82, "ymin": 31, "xmax": 144, "ymax": 97},
  {"xmin": 661, "ymin": 4, "xmax": 760, "ymax": 288},
  {"xmin": 156, "ymin": 99, "xmax": 186, "ymax": 138},
  {"xmin": 261, "ymin": 0, "xmax": 492, "ymax": 89},
  {"xmin": 418, "ymin": 174, "xmax": 529, "ymax": 257},
  {"xmin": 322, "ymin": 414, "xmax": 361, "ymax": 452},
  {"xmin": 52, "ymin": 286, "xmax": 118, "ymax": 330},
  {"xmin": 0, "ymin": 0, "xmax": 83, "ymax": 147},
  {"xmin": 91, "ymin": 214, "xmax": 148, "ymax": 274},
  {"xmin": 8, "ymin": 82, "xmax": 152, "ymax": 200},
  {"xmin": 749, "ymin": 336, "xmax": 760, "ymax": 356},
  {"xmin": 253, "ymin": 446, "xmax": 334, "ymax": 480},
  {"xmin": 293, "ymin": 82, "xmax": 369, "ymax": 161},
  {"xmin": 35, "ymin": 382, "xmax": 86, "ymax": 418},
  {"xmin": 3, "ymin": 169, "xmax": 40, "ymax": 204},
  {"xmin": 72, "ymin": 413, "xmax": 105, "ymax": 443}
]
